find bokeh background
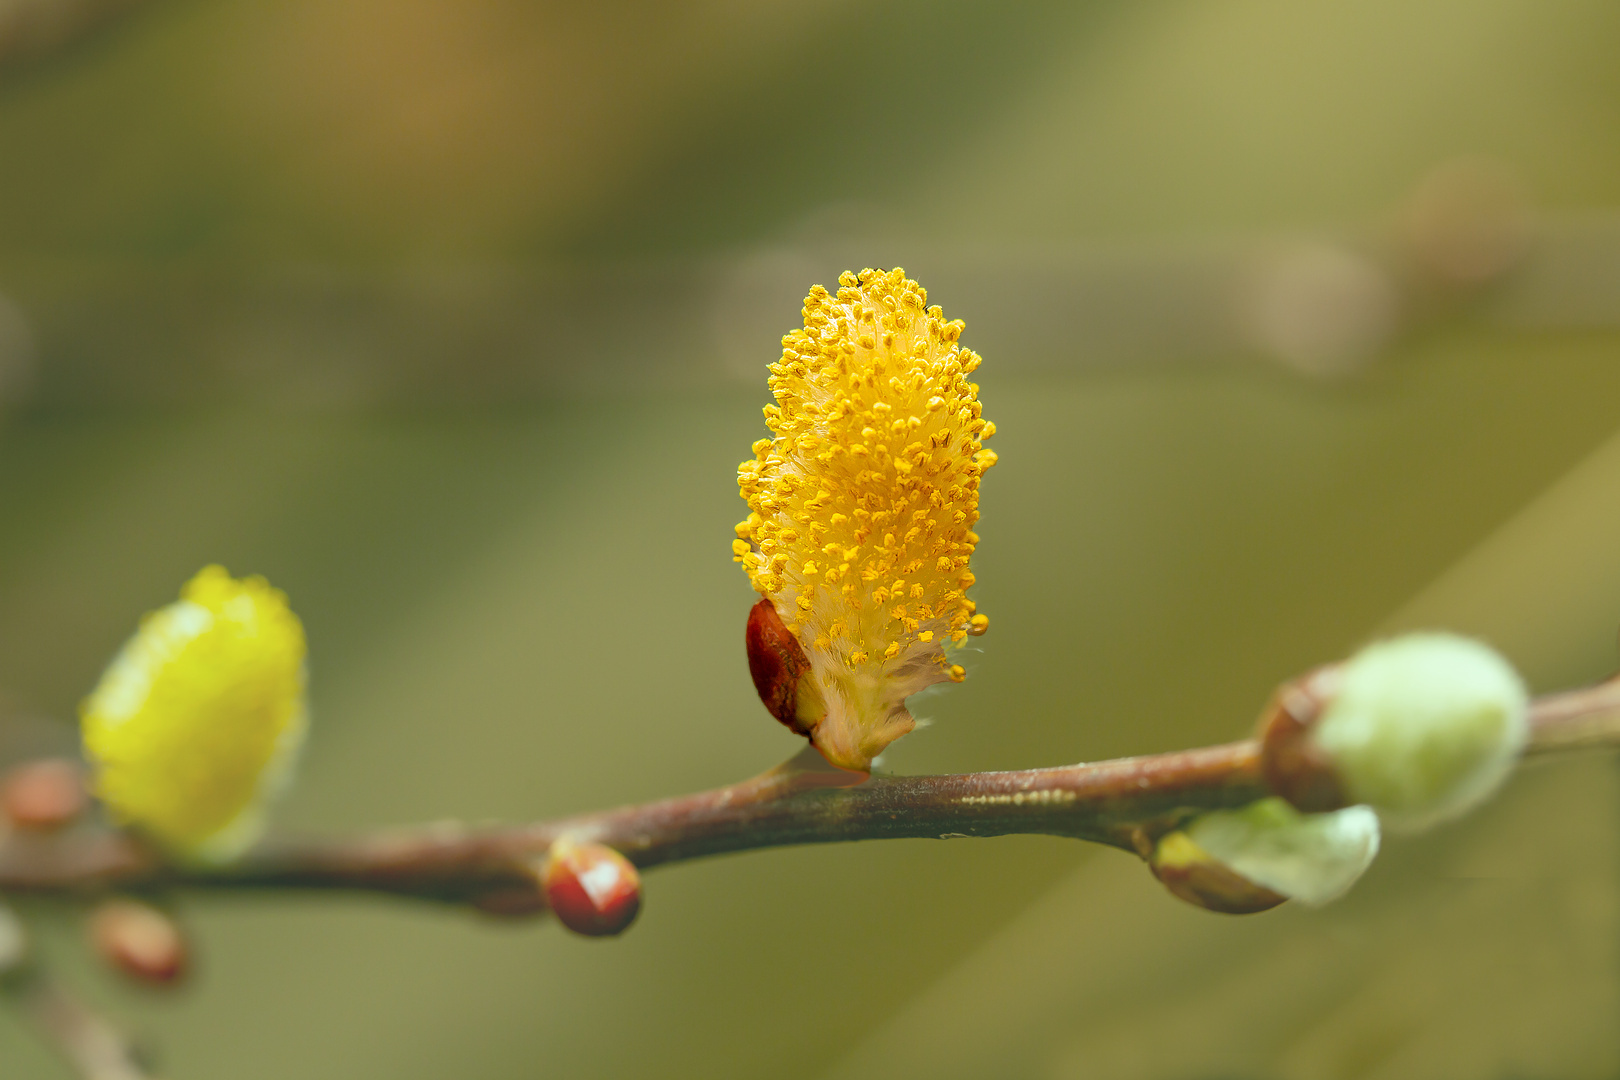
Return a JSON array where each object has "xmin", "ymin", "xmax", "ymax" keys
[{"xmin": 1, "ymin": 0, "xmax": 1619, "ymax": 1076}]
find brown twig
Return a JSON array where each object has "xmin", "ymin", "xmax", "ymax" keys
[{"xmin": 0, "ymin": 681, "xmax": 1615, "ymax": 911}]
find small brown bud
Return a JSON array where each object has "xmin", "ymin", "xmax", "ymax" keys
[
  {"xmin": 541, "ymin": 839, "xmax": 642, "ymax": 938},
  {"xmin": 1257, "ymin": 665, "xmax": 1350, "ymax": 814},
  {"xmin": 1, "ymin": 758, "xmax": 87, "ymax": 832},
  {"xmin": 745, "ymin": 599, "xmax": 812, "ymax": 736},
  {"xmin": 89, "ymin": 899, "xmax": 188, "ymax": 986},
  {"xmin": 1148, "ymin": 831, "xmax": 1287, "ymax": 915}
]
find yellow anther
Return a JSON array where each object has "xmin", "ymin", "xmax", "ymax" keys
[
  {"xmin": 968, "ymin": 613, "xmax": 990, "ymax": 635},
  {"xmin": 732, "ymin": 539, "xmax": 752, "ymax": 557},
  {"xmin": 948, "ymin": 665, "xmax": 967, "ymax": 683}
]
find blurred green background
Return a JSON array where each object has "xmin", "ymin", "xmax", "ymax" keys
[{"xmin": 1, "ymin": 0, "xmax": 1619, "ymax": 1076}]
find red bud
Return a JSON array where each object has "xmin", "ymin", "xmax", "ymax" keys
[
  {"xmin": 541, "ymin": 839, "xmax": 641, "ymax": 937},
  {"xmin": 745, "ymin": 599, "xmax": 812, "ymax": 736},
  {"xmin": 1, "ymin": 758, "xmax": 87, "ymax": 832},
  {"xmin": 89, "ymin": 899, "xmax": 188, "ymax": 986}
]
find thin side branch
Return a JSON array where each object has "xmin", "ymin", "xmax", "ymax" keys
[
  {"xmin": 1, "ymin": 969, "xmax": 155, "ymax": 1080},
  {"xmin": 0, "ymin": 680, "xmax": 1616, "ymax": 909}
]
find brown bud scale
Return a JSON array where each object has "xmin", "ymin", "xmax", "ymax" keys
[
  {"xmin": 1153, "ymin": 856, "xmax": 1289, "ymax": 915},
  {"xmin": 745, "ymin": 598, "xmax": 813, "ymax": 736},
  {"xmin": 1148, "ymin": 831, "xmax": 1287, "ymax": 915},
  {"xmin": 1257, "ymin": 666, "xmax": 1351, "ymax": 814}
]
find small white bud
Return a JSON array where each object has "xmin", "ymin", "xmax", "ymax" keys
[
  {"xmin": 1313, "ymin": 633, "xmax": 1528, "ymax": 830},
  {"xmin": 1187, "ymin": 798, "xmax": 1381, "ymax": 906}
]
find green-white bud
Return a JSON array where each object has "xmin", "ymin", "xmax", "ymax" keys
[
  {"xmin": 1313, "ymin": 633, "xmax": 1528, "ymax": 830},
  {"xmin": 1186, "ymin": 798, "xmax": 1381, "ymax": 906}
]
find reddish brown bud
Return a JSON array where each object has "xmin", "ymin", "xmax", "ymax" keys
[
  {"xmin": 745, "ymin": 598, "xmax": 812, "ymax": 736},
  {"xmin": 1257, "ymin": 665, "xmax": 1350, "ymax": 814},
  {"xmin": 1, "ymin": 758, "xmax": 87, "ymax": 832},
  {"xmin": 89, "ymin": 899, "xmax": 188, "ymax": 986},
  {"xmin": 541, "ymin": 839, "xmax": 642, "ymax": 938},
  {"xmin": 1148, "ymin": 831, "xmax": 1287, "ymax": 915}
]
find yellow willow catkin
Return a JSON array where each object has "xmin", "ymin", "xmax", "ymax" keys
[
  {"xmin": 80, "ymin": 565, "xmax": 308, "ymax": 862},
  {"xmin": 735, "ymin": 268, "xmax": 995, "ymax": 771}
]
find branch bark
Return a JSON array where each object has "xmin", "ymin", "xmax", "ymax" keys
[{"xmin": 0, "ymin": 679, "xmax": 1615, "ymax": 910}]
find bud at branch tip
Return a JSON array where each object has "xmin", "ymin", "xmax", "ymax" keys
[{"xmin": 1261, "ymin": 633, "xmax": 1528, "ymax": 831}]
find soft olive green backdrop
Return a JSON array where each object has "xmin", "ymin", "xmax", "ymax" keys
[{"xmin": 1, "ymin": 1, "xmax": 1618, "ymax": 1077}]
